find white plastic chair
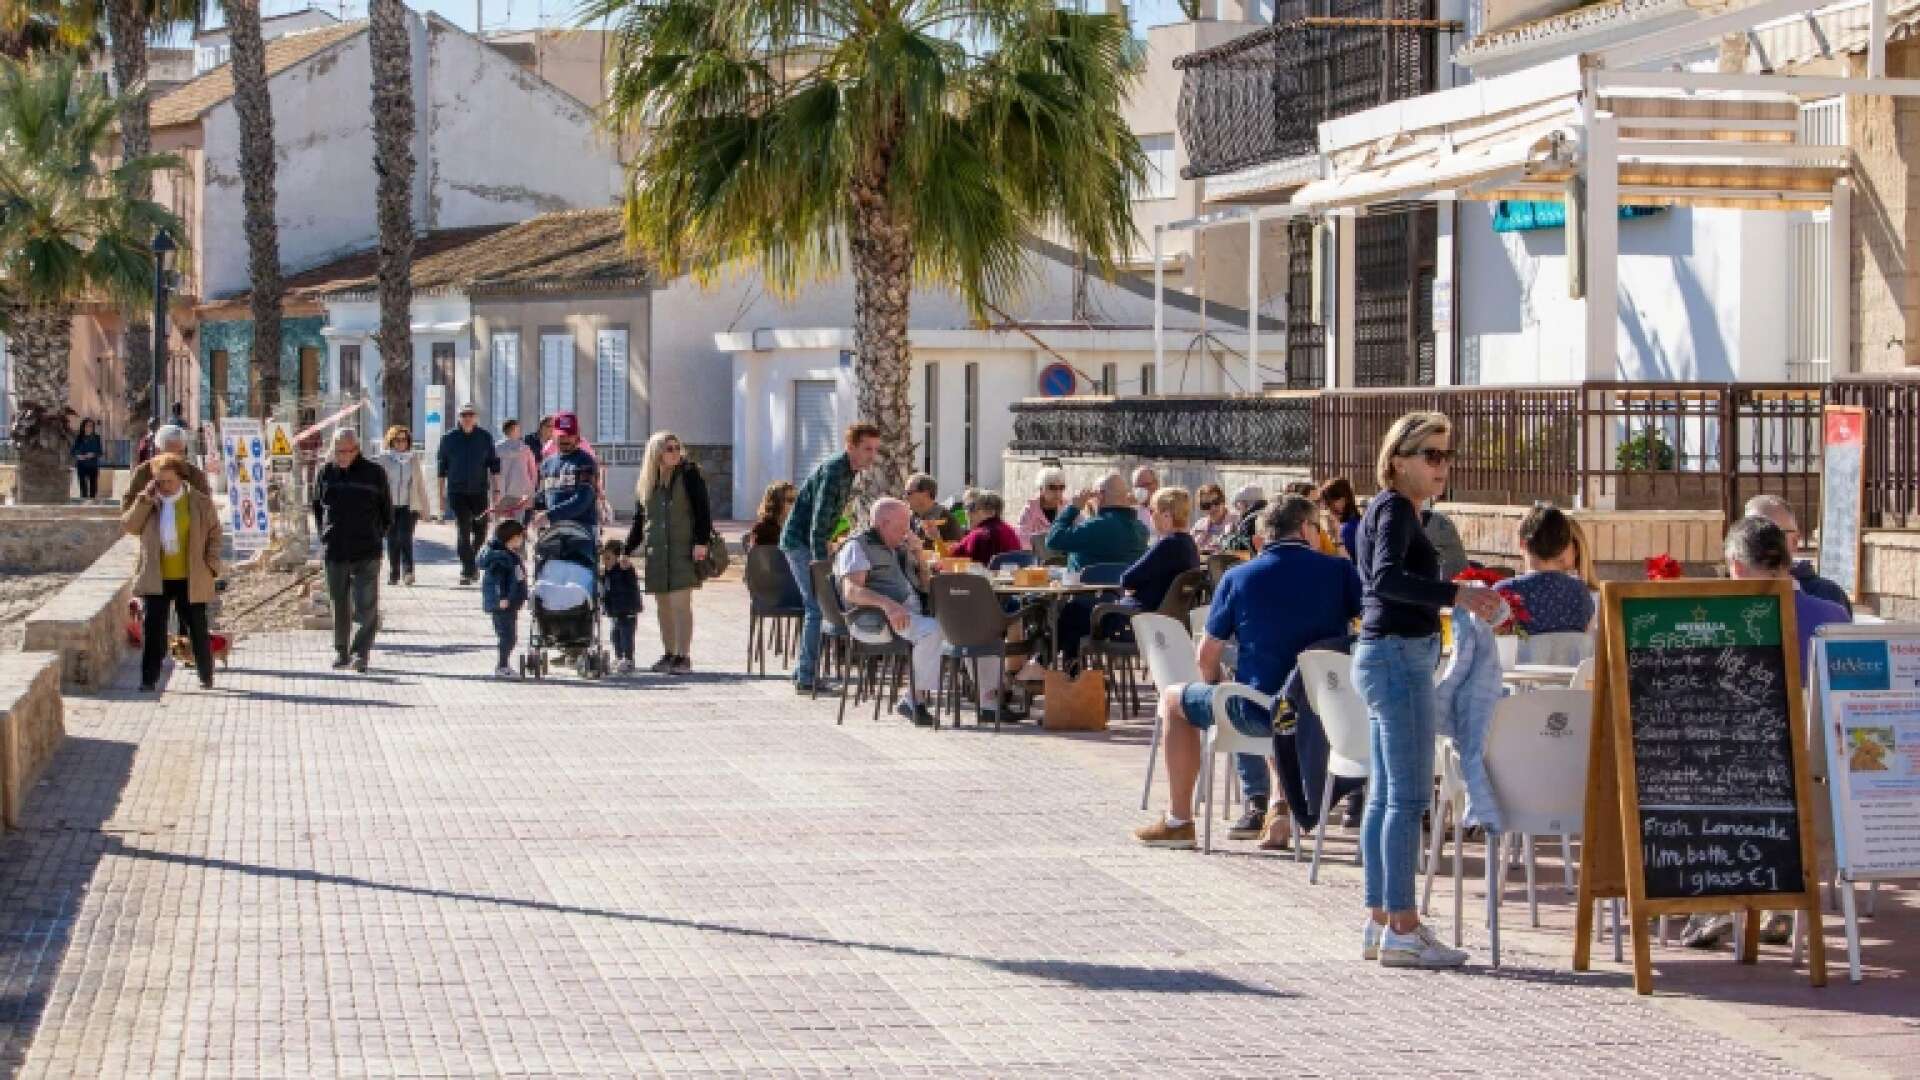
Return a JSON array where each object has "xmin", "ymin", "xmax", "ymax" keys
[
  {"xmin": 1517, "ymin": 631, "xmax": 1593, "ymax": 667},
  {"xmin": 1297, "ymin": 650, "xmax": 1372, "ymax": 884},
  {"xmin": 1198, "ymin": 682, "xmax": 1278, "ymax": 854},
  {"xmin": 1568, "ymin": 657, "xmax": 1595, "ymax": 690},
  {"xmin": 1479, "ymin": 688, "xmax": 1594, "ymax": 967},
  {"xmin": 1134, "ymin": 614, "xmax": 1201, "ymax": 812}
]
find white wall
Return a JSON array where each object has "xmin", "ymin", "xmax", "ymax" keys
[
  {"xmin": 197, "ymin": 14, "xmax": 618, "ymax": 301},
  {"xmin": 1457, "ymin": 203, "xmax": 1791, "ymax": 384},
  {"xmin": 322, "ymin": 294, "xmax": 472, "ymax": 439}
]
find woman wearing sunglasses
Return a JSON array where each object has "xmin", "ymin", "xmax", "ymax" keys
[
  {"xmin": 1188, "ymin": 483, "xmax": 1233, "ymax": 553},
  {"xmin": 1016, "ymin": 466, "xmax": 1070, "ymax": 544},
  {"xmin": 1352, "ymin": 412, "xmax": 1504, "ymax": 970}
]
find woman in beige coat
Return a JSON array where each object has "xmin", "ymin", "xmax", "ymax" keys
[{"xmin": 123, "ymin": 453, "xmax": 223, "ymax": 692}]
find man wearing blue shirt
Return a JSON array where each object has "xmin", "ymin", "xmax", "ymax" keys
[
  {"xmin": 533, "ymin": 412, "xmax": 600, "ymax": 543},
  {"xmin": 1134, "ymin": 496, "xmax": 1363, "ymax": 850}
]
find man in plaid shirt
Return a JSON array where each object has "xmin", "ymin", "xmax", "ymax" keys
[{"xmin": 781, "ymin": 422, "xmax": 882, "ymax": 693}]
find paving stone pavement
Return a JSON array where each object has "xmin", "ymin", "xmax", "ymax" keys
[{"xmin": 0, "ymin": 524, "xmax": 1882, "ymax": 1077}]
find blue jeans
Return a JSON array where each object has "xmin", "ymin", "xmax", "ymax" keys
[
  {"xmin": 1353, "ymin": 634, "xmax": 1441, "ymax": 913},
  {"xmin": 783, "ymin": 546, "xmax": 823, "ymax": 686},
  {"xmin": 492, "ymin": 609, "xmax": 518, "ymax": 669},
  {"xmin": 610, "ymin": 614, "xmax": 637, "ymax": 661},
  {"xmin": 1176, "ymin": 684, "xmax": 1272, "ymax": 805}
]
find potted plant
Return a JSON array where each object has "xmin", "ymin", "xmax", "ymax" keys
[{"xmin": 1453, "ymin": 568, "xmax": 1531, "ymax": 668}]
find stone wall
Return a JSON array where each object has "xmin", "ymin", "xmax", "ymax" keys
[
  {"xmin": 0, "ymin": 506, "xmax": 128, "ymax": 573},
  {"xmin": 1861, "ymin": 531, "xmax": 1920, "ymax": 620},
  {"xmin": 0, "ymin": 651, "xmax": 63, "ymax": 829},
  {"xmin": 21, "ymin": 536, "xmax": 141, "ymax": 689},
  {"xmin": 1440, "ymin": 503, "xmax": 1726, "ymax": 580},
  {"xmin": 1847, "ymin": 43, "xmax": 1920, "ymax": 374}
]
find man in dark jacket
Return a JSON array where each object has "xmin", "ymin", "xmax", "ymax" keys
[
  {"xmin": 1745, "ymin": 494, "xmax": 1854, "ymax": 614},
  {"xmin": 312, "ymin": 428, "xmax": 394, "ymax": 672},
  {"xmin": 437, "ymin": 402, "xmax": 500, "ymax": 584}
]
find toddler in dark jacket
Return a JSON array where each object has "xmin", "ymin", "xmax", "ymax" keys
[
  {"xmin": 600, "ymin": 538, "xmax": 643, "ymax": 674},
  {"xmin": 480, "ymin": 520, "xmax": 528, "ymax": 677}
]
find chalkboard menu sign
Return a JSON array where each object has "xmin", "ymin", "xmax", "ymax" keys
[
  {"xmin": 1574, "ymin": 579, "xmax": 1826, "ymax": 994},
  {"xmin": 1621, "ymin": 594, "xmax": 1804, "ymax": 900}
]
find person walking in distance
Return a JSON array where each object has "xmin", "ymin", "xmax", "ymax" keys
[
  {"xmin": 123, "ymin": 454, "xmax": 223, "ymax": 692},
  {"xmin": 71, "ymin": 417, "xmax": 103, "ymax": 498},
  {"xmin": 376, "ymin": 426, "xmax": 432, "ymax": 586},
  {"xmin": 781, "ymin": 423, "xmax": 881, "ymax": 694},
  {"xmin": 525, "ymin": 415, "xmax": 553, "ymax": 461},
  {"xmin": 624, "ymin": 431, "xmax": 713, "ymax": 675},
  {"xmin": 495, "ymin": 419, "xmax": 540, "ymax": 525},
  {"xmin": 312, "ymin": 429, "xmax": 393, "ymax": 673},
  {"xmin": 437, "ymin": 403, "xmax": 500, "ymax": 585}
]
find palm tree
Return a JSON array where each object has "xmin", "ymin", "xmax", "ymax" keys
[
  {"xmin": 369, "ymin": 0, "xmax": 413, "ymax": 429},
  {"xmin": 592, "ymin": 0, "xmax": 1145, "ymax": 493},
  {"xmin": 222, "ymin": 0, "xmax": 282, "ymax": 418},
  {"xmin": 0, "ymin": 54, "xmax": 181, "ymax": 502}
]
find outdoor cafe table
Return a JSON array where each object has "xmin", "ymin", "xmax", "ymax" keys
[{"xmin": 989, "ymin": 579, "xmax": 1115, "ymax": 669}]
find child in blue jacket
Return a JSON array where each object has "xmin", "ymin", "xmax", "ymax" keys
[{"xmin": 480, "ymin": 520, "xmax": 528, "ymax": 678}]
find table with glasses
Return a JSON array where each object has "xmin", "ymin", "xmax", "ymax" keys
[{"xmin": 989, "ymin": 576, "xmax": 1116, "ymax": 670}]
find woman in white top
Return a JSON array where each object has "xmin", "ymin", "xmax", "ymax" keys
[{"xmin": 377, "ymin": 425, "xmax": 433, "ymax": 585}]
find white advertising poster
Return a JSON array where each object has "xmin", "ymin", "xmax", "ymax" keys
[
  {"xmin": 1817, "ymin": 632, "xmax": 1920, "ymax": 878},
  {"xmin": 219, "ymin": 418, "xmax": 271, "ymax": 553},
  {"xmin": 423, "ymin": 384, "xmax": 445, "ymax": 476}
]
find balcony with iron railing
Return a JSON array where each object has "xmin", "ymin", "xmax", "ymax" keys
[{"xmin": 1174, "ymin": 0, "xmax": 1448, "ymax": 186}]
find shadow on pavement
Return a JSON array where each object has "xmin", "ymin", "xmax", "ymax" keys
[
  {"xmin": 0, "ymin": 737, "xmax": 138, "ymax": 1074},
  {"xmin": 103, "ymin": 840, "xmax": 1295, "ymax": 1000}
]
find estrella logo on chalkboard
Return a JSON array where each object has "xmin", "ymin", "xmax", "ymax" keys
[{"xmin": 1827, "ymin": 640, "xmax": 1891, "ymax": 692}]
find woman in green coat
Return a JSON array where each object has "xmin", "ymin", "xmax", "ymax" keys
[{"xmin": 623, "ymin": 430, "xmax": 713, "ymax": 674}]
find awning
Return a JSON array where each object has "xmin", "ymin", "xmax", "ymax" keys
[{"xmin": 1293, "ymin": 119, "xmax": 1575, "ymax": 210}]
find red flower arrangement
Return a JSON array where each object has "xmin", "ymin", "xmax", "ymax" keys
[
  {"xmin": 1645, "ymin": 554, "xmax": 1683, "ymax": 581},
  {"xmin": 1452, "ymin": 568, "xmax": 1530, "ymax": 635}
]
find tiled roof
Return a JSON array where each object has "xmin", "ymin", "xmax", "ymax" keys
[
  {"xmin": 152, "ymin": 21, "xmax": 366, "ymax": 128},
  {"xmin": 258, "ymin": 208, "xmax": 646, "ymax": 303}
]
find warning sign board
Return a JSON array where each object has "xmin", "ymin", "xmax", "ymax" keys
[{"xmin": 267, "ymin": 421, "xmax": 295, "ymax": 461}]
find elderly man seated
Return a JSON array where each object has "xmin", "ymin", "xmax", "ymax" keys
[
  {"xmin": 835, "ymin": 497, "xmax": 1002, "ymax": 726},
  {"xmin": 1134, "ymin": 496, "xmax": 1362, "ymax": 850}
]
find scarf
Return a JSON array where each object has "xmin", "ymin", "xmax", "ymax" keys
[{"xmin": 158, "ymin": 489, "xmax": 186, "ymax": 557}]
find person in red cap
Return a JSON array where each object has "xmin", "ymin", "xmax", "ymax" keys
[{"xmin": 533, "ymin": 412, "xmax": 601, "ymax": 539}]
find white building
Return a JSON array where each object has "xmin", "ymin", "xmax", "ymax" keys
[{"xmin": 192, "ymin": 7, "xmax": 342, "ymax": 74}]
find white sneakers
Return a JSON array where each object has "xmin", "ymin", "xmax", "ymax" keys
[
  {"xmin": 1377, "ymin": 923, "xmax": 1470, "ymax": 969},
  {"xmin": 1361, "ymin": 918, "xmax": 1384, "ymax": 961}
]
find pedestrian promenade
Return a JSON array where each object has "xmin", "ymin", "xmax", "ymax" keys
[{"xmin": 0, "ymin": 523, "xmax": 1906, "ymax": 1077}]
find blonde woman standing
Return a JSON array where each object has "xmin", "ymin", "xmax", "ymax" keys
[
  {"xmin": 623, "ymin": 431, "xmax": 713, "ymax": 674},
  {"xmin": 377, "ymin": 426, "xmax": 433, "ymax": 585}
]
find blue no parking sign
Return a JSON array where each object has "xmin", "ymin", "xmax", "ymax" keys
[{"xmin": 1037, "ymin": 363, "xmax": 1076, "ymax": 397}]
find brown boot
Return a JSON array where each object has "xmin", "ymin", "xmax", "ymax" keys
[{"xmin": 1258, "ymin": 804, "xmax": 1293, "ymax": 850}]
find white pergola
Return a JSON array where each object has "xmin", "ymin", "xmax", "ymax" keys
[
  {"xmin": 1282, "ymin": 0, "xmax": 1917, "ymax": 379},
  {"xmin": 1149, "ymin": 205, "xmax": 1311, "ymax": 395}
]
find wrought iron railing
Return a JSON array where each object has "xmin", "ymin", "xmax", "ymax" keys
[
  {"xmin": 1830, "ymin": 374, "xmax": 1920, "ymax": 528},
  {"xmin": 1009, "ymin": 395, "xmax": 1314, "ymax": 464},
  {"xmin": 1174, "ymin": 0, "xmax": 1442, "ymax": 181}
]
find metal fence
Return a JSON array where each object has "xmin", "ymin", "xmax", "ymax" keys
[
  {"xmin": 1013, "ymin": 381, "xmax": 1848, "ymax": 527},
  {"xmin": 1010, "ymin": 395, "xmax": 1315, "ymax": 464},
  {"xmin": 1830, "ymin": 375, "xmax": 1920, "ymax": 528}
]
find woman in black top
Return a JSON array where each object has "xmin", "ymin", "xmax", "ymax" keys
[
  {"xmin": 1352, "ymin": 411, "xmax": 1503, "ymax": 970},
  {"xmin": 71, "ymin": 418, "xmax": 104, "ymax": 498}
]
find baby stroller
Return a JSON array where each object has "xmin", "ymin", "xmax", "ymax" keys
[{"xmin": 523, "ymin": 520, "xmax": 611, "ymax": 679}]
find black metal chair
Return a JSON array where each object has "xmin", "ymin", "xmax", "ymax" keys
[
  {"xmin": 812, "ymin": 560, "xmax": 919, "ymax": 725},
  {"xmin": 745, "ymin": 545, "xmax": 804, "ymax": 675},
  {"xmin": 807, "ymin": 559, "xmax": 851, "ymax": 699},
  {"xmin": 989, "ymin": 551, "xmax": 1036, "ymax": 572},
  {"xmin": 1085, "ymin": 566, "xmax": 1209, "ymax": 719},
  {"xmin": 930, "ymin": 574, "xmax": 1035, "ymax": 731}
]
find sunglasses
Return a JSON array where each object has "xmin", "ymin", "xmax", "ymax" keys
[
  {"xmin": 1402, "ymin": 447, "xmax": 1453, "ymax": 466},
  {"xmin": 1199, "ymin": 500, "xmax": 1222, "ymax": 511},
  {"xmin": 1045, "ymin": 484, "xmax": 1066, "ymax": 491}
]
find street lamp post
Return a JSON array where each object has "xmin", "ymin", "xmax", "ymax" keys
[{"xmin": 151, "ymin": 229, "xmax": 177, "ymax": 428}]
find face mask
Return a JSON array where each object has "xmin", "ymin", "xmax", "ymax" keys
[{"xmin": 1133, "ymin": 487, "xmax": 1151, "ymax": 504}]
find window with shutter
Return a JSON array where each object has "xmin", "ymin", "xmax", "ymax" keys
[
  {"xmin": 596, "ymin": 328, "xmax": 628, "ymax": 443},
  {"xmin": 792, "ymin": 380, "xmax": 837, "ymax": 484},
  {"xmin": 491, "ymin": 334, "xmax": 519, "ymax": 426},
  {"xmin": 540, "ymin": 333, "xmax": 574, "ymax": 416}
]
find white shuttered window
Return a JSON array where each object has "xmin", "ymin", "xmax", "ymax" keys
[
  {"xmin": 540, "ymin": 333, "xmax": 574, "ymax": 417},
  {"xmin": 793, "ymin": 380, "xmax": 837, "ymax": 484},
  {"xmin": 596, "ymin": 328, "xmax": 629, "ymax": 443},
  {"xmin": 491, "ymin": 334, "xmax": 519, "ymax": 426}
]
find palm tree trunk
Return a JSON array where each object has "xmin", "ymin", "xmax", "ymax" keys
[
  {"xmin": 7, "ymin": 301, "xmax": 79, "ymax": 504},
  {"xmin": 226, "ymin": 0, "xmax": 283, "ymax": 419},
  {"xmin": 848, "ymin": 154, "xmax": 915, "ymax": 501},
  {"xmin": 107, "ymin": 0, "xmax": 155, "ymax": 436},
  {"xmin": 370, "ymin": 0, "xmax": 415, "ymax": 430}
]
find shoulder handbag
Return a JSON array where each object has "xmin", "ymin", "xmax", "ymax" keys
[{"xmin": 696, "ymin": 531, "xmax": 730, "ymax": 580}]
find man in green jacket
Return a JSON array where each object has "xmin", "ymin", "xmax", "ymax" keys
[
  {"xmin": 1045, "ymin": 472, "xmax": 1149, "ymax": 572},
  {"xmin": 781, "ymin": 422, "xmax": 882, "ymax": 693}
]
